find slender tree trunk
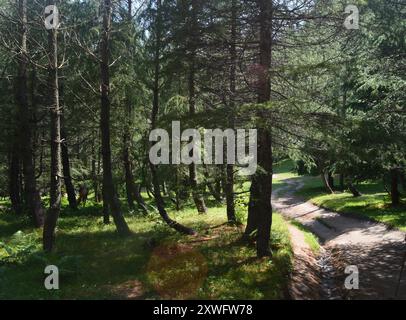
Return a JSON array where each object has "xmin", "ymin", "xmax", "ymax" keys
[
  {"xmin": 102, "ymin": 185, "xmax": 110, "ymax": 224},
  {"xmin": 134, "ymin": 184, "xmax": 148, "ymax": 214},
  {"xmin": 225, "ymin": 0, "xmax": 238, "ymax": 223},
  {"xmin": 9, "ymin": 145, "xmax": 22, "ymax": 214},
  {"xmin": 123, "ymin": 133, "xmax": 135, "ymax": 210},
  {"xmin": 322, "ymin": 171, "xmax": 334, "ymax": 194},
  {"xmin": 391, "ymin": 168, "xmax": 400, "ymax": 206},
  {"xmin": 99, "ymin": 0, "xmax": 130, "ymax": 235},
  {"xmin": 243, "ymin": 182, "xmax": 260, "ymax": 240},
  {"xmin": 149, "ymin": 0, "xmax": 195, "ymax": 235},
  {"xmin": 43, "ymin": 1, "xmax": 62, "ymax": 251},
  {"xmin": 245, "ymin": 0, "xmax": 273, "ymax": 258},
  {"xmin": 16, "ymin": 0, "xmax": 44, "ymax": 228},
  {"xmin": 61, "ymin": 116, "xmax": 77, "ymax": 210},
  {"xmin": 348, "ymin": 182, "xmax": 361, "ymax": 197},
  {"xmin": 188, "ymin": 0, "xmax": 207, "ymax": 214},
  {"xmin": 328, "ymin": 173, "xmax": 335, "ymax": 190},
  {"xmin": 91, "ymin": 136, "xmax": 98, "ymax": 203}
]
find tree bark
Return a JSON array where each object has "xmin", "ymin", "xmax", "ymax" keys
[
  {"xmin": 15, "ymin": 0, "xmax": 44, "ymax": 228},
  {"xmin": 188, "ymin": 0, "xmax": 207, "ymax": 215},
  {"xmin": 60, "ymin": 87, "xmax": 77, "ymax": 210},
  {"xmin": 245, "ymin": 0, "xmax": 273, "ymax": 258},
  {"xmin": 322, "ymin": 171, "xmax": 335, "ymax": 194},
  {"xmin": 8, "ymin": 144, "xmax": 22, "ymax": 214},
  {"xmin": 123, "ymin": 132, "xmax": 136, "ymax": 210},
  {"xmin": 225, "ymin": 0, "xmax": 238, "ymax": 223},
  {"xmin": 348, "ymin": 181, "xmax": 361, "ymax": 197},
  {"xmin": 148, "ymin": 0, "xmax": 196, "ymax": 235},
  {"xmin": 43, "ymin": 0, "xmax": 62, "ymax": 251},
  {"xmin": 99, "ymin": 0, "xmax": 131, "ymax": 235}
]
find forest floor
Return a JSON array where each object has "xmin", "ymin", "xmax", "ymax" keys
[
  {"xmin": 0, "ymin": 196, "xmax": 293, "ymax": 300},
  {"xmin": 273, "ymin": 175, "xmax": 406, "ymax": 299}
]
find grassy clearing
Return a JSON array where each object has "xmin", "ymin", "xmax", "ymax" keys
[
  {"xmin": 273, "ymin": 162, "xmax": 406, "ymax": 231},
  {"xmin": 0, "ymin": 195, "xmax": 292, "ymax": 300}
]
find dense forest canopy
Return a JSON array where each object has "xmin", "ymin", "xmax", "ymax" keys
[{"xmin": 0, "ymin": 0, "xmax": 405, "ymax": 301}]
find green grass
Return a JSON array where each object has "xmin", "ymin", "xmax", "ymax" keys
[
  {"xmin": 288, "ymin": 220, "xmax": 320, "ymax": 254},
  {"xmin": 0, "ymin": 196, "xmax": 293, "ymax": 300},
  {"xmin": 281, "ymin": 170, "xmax": 406, "ymax": 231}
]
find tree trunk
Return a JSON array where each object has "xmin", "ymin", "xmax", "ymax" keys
[
  {"xmin": 123, "ymin": 133, "xmax": 135, "ymax": 210},
  {"xmin": 60, "ymin": 104, "xmax": 77, "ymax": 209},
  {"xmin": 243, "ymin": 182, "xmax": 260, "ymax": 240},
  {"xmin": 188, "ymin": 0, "xmax": 207, "ymax": 215},
  {"xmin": 348, "ymin": 181, "xmax": 361, "ymax": 197},
  {"xmin": 91, "ymin": 136, "xmax": 99, "ymax": 203},
  {"xmin": 225, "ymin": 0, "xmax": 238, "ymax": 223},
  {"xmin": 99, "ymin": 0, "xmax": 130, "ymax": 235},
  {"xmin": 134, "ymin": 184, "xmax": 148, "ymax": 214},
  {"xmin": 328, "ymin": 173, "xmax": 335, "ymax": 190},
  {"xmin": 102, "ymin": 185, "xmax": 110, "ymax": 224},
  {"xmin": 43, "ymin": 1, "xmax": 62, "ymax": 251},
  {"xmin": 322, "ymin": 171, "xmax": 334, "ymax": 194},
  {"xmin": 391, "ymin": 168, "xmax": 400, "ymax": 206},
  {"xmin": 149, "ymin": 0, "xmax": 195, "ymax": 235},
  {"xmin": 16, "ymin": 0, "xmax": 44, "ymax": 228},
  {"xmin": 244, "ymin": 0, "xmax": 273, "ymax": 258},
  {"xmin": 9, "ymin": 144, "xmax": 22, "ymax": 214}
]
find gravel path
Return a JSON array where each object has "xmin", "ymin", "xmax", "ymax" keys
[{"xmin": 273, "ymin": 177, "xmax": 406, "ymax": 300}]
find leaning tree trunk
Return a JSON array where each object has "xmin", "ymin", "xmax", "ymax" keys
[
  {"xmin": 43, "ymin": 1, "xmax": 62, "ymax": 252},
  {"xmin": 188, "ymin": 0, "xmax": 207, "ymax": 215},
  {"xmin": 99, "ymin": 0, "xmax": 130, "ymax": 235},
  {"xmin": 16, "ymin": 0, "xmax": 44, "ymax": 227},
  {"xmin": 322, "ymin": 170, "xmax": 335, "ymax": 194},
  {"xmin": 148, "ymin": 0, "xmax": 195, "ymax": 235},
  {"xmin": 244, "ymin": 0, "xmax": 273, "ymax": 258}
]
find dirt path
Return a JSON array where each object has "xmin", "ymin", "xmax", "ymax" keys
[
  {"xmin": 274, "ymin": 177, "xmax": 406, "ymax": 300},
  {"xmin": 286, "ymin": 223, "xmax": 323, "ymax": 300}
]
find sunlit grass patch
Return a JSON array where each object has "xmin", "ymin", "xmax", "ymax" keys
[
  {"xmin": 0, "ymin": 198, "xmax": 293, "ymax": 300},
  {"xmin": 295, "ymin": 175, "xmax": 406, "ymax": 231}
]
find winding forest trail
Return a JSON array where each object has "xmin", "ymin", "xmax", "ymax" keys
[{"xmin": 273, "ymin": 177, "xmax": 406, "ymax": 300}]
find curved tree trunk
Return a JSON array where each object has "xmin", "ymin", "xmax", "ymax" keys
[
  {"xmin": 99, "ymin": 0, "xmax": 130, "ymax": 235},
  {"xmin": 148, "ymin": 0, "xmax": 196, "ymax": 236},
  {"xmin": 348, "ymin": 181, "xmax": 362, "ymax": 197},
  {"xmin": 188, "ymin": 0, "xmax": 207, "ymax": 215},
  {"xmin": 322, "ymin": 170, "xmax": 335, "ymax": 194}
]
